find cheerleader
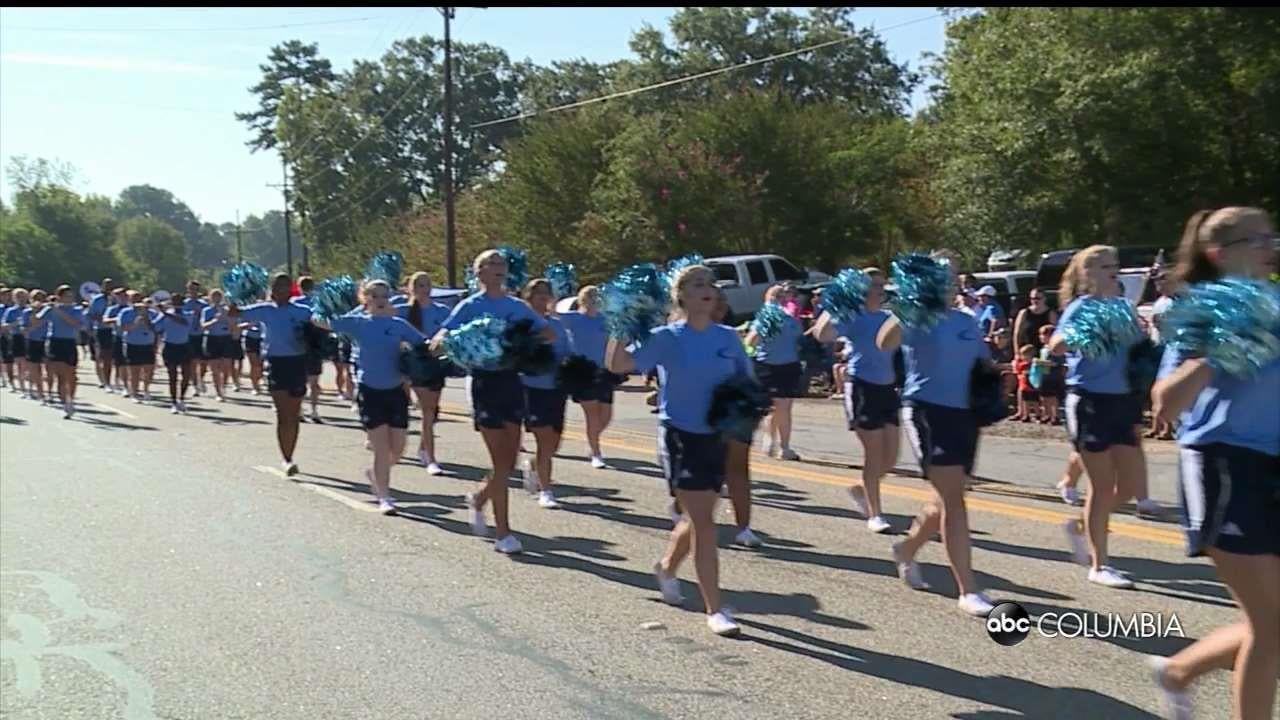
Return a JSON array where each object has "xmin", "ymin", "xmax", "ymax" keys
[
  {"xmin": 430, "ymin": 250, "xmax": 553, "ymax": 555},
  {"xmin": 0, "ymin": 287, "xmax": 15, "ymax": 392},
  {"xmin": 3, "ymin": 289, "xmax": 30, "ymax": 397},
  {"xmin": 293, "ymin": 276, "xmax": 326, "ymax": 424},
  {"xmin": 102, "ymin": 288, "xmax": 129, "ymax": 393},
  {"xmin": 875, "ymin": 256, "xmax": 995, "ymax": 617},
  {"xmin": 316, "ymin": 279, "xmax": 429, "ymax": 514},
  {"xmin": 714, "ymin": 286, "xmax": 761, "ymax": 548},
  {"xmin": 21, "ymin": 290, "xmax": 49, "ymax": 404},
  {"xmin": 519, "ymin": 279, "xmax": 572, "ymax": 509},
  {"xmin": 1051, "ymin": 245, "xmax": 1148, "ymax": 589},
  {"xmin": 182, "ymin": 281, "xmax": 210, "ymax": 396},
  {"xmin": 559, "ymin": 286, "xmax": 618, "ymax": 469},
  {"xmin": 811, "ymin": 267, "xmax": 900, "ymax": 535},
  {"xmin": 239, "ymin": 317, "xmax": 264, "ymax": 395},
  {"xmin": 200, "ymin": 289, "xmax": 234, "ymax": 403},
  {"xmin": 157, "ymin": 294, "xmax": 193, "ymax": 413},
  {"xmin": 229, "ymin": 273, "xmax": 314, "ymax": 476},
  {"xmin": 1147, "ymin": 207, "xmax": 1278, "ymax": 720},
  {"xmin": 117, "ymin": 292, "xmax": 159, "ymax": 402},
  {"xmin": 38, "ymin": 285, "xmax": 86, "ymax": 418},
  {"xmin": 86, "ymin": 278, "xmax": 117, "ymax": 389},
  {"xmin": 400, "ymin": 271, "xmax": 452, "ymax": 475},
  {"xmin": 228, "ymin": 311, "xmax": 246, "ymax": 393},
  {"xmin": 746, "ymin": 284, "xmax": 805, "ymax": 460},
  {"xmin": 606, "ymin": 264, "xmax": 750, "ymax": 637}
]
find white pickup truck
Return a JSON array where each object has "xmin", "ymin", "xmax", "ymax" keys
[{"xmin": 704, "ymin": 254, "xmax": 830, "ymax": 323}]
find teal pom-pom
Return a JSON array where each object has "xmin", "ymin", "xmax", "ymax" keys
[
  {"xmin": 663, "ymin": 253, "xmax": 705, "ymax": 295},
  {"xmin": 1061, "ymin": 297, "xmax": 1143, "ymax": 360},
  {"xmin": 221, "ymin": 262, "xmax": 270, "ymax": 306},
  {"xmin": 545, "ymin": 263, "xmax": 579, "ymax": 300},
  {"xmin": 1163, "ymin": 278, "xmax": 1280, "ymax": 378},
  {"xmin": 365, "ymin": 251, "xmax": 404, "ymax": 287},
  {"xmin": 311, "ymin": 275, "xmax": 359, "ymax": 322},
  {"xmin": 464, "ymin": 266, "xmax": 479, "ymax": 293},
  {"xmin": 707, "ymin": 374, "xmax": 772, "ymax": 443},
  {"xmin": 751, "ymin": 302, "xmax": 788, "ymax": 341},
  {"xmin": 821, "ymin": 268, "xmax": 872, "ymax": 322},
  {"xmin": 497, "ymin": 246, "xmax": 528, "ymax": 293},
  {"xmin": 889, "ymin": 253, "xmax": 952, "ymax": 330},
  {"xmin": 602, "ymin": 263, "xmax": 670, "ymax": 344},
  {"xmin": 442, "ymin": 315, "xmax": 508, "ymax": 371}
]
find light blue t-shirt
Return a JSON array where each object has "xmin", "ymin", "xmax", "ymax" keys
[
  {"xmin": 1057, "ymin": 295, "xmax": 1137, "ymax": 395},
  {"xmin": 835, "ymin": 310, "xmax": 895, "ymax": 386},
  {"xmin": 397, "ymin": 301, "xmax": 452, "ymax": 338},
  {"xmin": 1158, "ymin": 344, "xmax": 1280, "ymax": 458},
  {"xmin": 103, "ymin": 305, "xmax": 125, "ymax": 338},
  {"xmin": 632, "ymin": 321, "xmax": 753, "ymax": 435},
  {"xmin": 158, "ymin": 310, "xmax": 193, "ymax": 345},
  {"xmin": 442, "ymin": 293, "xmax": 547, "ymax": 333},
  {"xmin": 977, "ymin": 301, "xmax": 1006, "ymax": 335},
  {"xmin": 21, "ymin": 308, "xmax": 48, "ymax": 341},
  {"xmin": 901, "ymin": 309, "xmax": 991, "ymax": 409},
  {"xmin": 330, "ymin": 314, "xmax": 427, "ymax": 390},
  {"xmin": 202, "ymin": 305, "xmax": 233, "ymax": 336},
  {"xmin": 560, "ymin": 311, "xmax": 608, "ymax": 366},
  {"xmin": 1, "ymin": 305, "xmax": 23, "ymax": 334},
  {"xmin": 522, "ymin": 315, "xmax": 572, "ymax": 390},
  {"xmin": 87, "ymin": 294, "xmax": 110, "ymax": 330},
  {"xmin": 42, "ymin": 305, "xmax": 84, "ymax": 340},
  {"xmin": 118, "ymin": 307, "xmax": 161, "ymax": 345},
  {"xmin": 240, "ymin": 302, "xmax": 313, "ymax": 357},
  {"xmin": 753, "ymin": 307, "xmax": 802, "ymax": 365},
  {"xmin": 241, "ymin": 320, "xmax": 262, "ymax": 339},
  {"xmin": 183, "ymin": 298, "xmax": 209, "ymax": 337}
]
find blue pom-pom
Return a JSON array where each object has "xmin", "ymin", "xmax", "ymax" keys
[
  {"xmin": 220, "ymin": 262, "xmax": 270, "ymax": 306},
  {"xmin": 442, "ymin": 315, "xmax": 508, "ymax": 371},
  {"xmin": 464, "ymin": 266, "xmax": 479, "ymax": 293},
  {"xmin": 311, "ymin": 275, "xmax": 359, "ymax": 322},
  {"xmin": 545, "ymin": 262, "xmax": 579, "ymax": 300},
  {"xmin": 663, "ymin": 253, "xmax": 705, "ymax": 294},
  {"xmin": 498, "ymin": 246, "xmax": 528, "ymax": 293},
  {"xmin": 821, "ymin": 268, "xmax": 872, "ymax": 322},
  {"xmin": 365, "ymin": 251, "xmax": 404, "ymax": 287},
  {"xmin": 1163, "ymin": 278, "xmax": 1280, "ymax": 378},
  {"xmin": 707, "ymin": 373, "xmax": 772, "ymax": 443},
  {"xmin": 889, "ymin": 253, "xmax": 952, "ymax": 330},
  {"xmin": 602, "ymin": 263, "xmax": 670, "ymax": 344},
  {"xmin": 1061, "ymin": 297, "xmax": 1143, "ymax": 360},
  {"xmin": 751, "ymin": 302, "xmax": 788, "ymax": 341}
]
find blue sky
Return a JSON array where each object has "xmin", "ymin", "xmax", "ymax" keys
[{"xmin": 0, "ymin": 7, "xmax": 946, "ymax": 224}]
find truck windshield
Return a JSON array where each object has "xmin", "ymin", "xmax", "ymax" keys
[{"xmin": 708, "ymin": 263, "xmax": 738, "ymax": 283}]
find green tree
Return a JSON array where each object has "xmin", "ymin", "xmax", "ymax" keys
[
  {"xmin": 113, "ymin": 217, "xmax": 189, "ymax": 291},
  {"xmin": 0, "ymin": 212, "xmax": 64, "ymax": 287},
  {"xmin": 236, "ymin": 40, "xmax": 337, "ymax": 152},
  {"xmin": 7, "ymin": 185, "xmax": 119, "ymax": 285}
]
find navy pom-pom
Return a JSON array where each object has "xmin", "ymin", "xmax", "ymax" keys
[
  {"xmin": 365, "ymin": 251, "xmax": 404, "ymax": 287},
  {"xmin": 221, "ymin": 262, "xmax": 270, "ymax": 306},
  {"xmin": 311, "ymin": 275, "xmax": 359, "ymax": 322},
  {"xmin": 442, "ymin": 315, "xmax": 507, "ymax": 371},
  {"xmin": 889, "ymin": 253, "xmax": 952, "ymax": 330},
  {"xmin": 501, "ymin": 317, "xmax": 556, "ymax": 375},
  {"xmin": 1163, "ymin": 278, "xmax": 1280, "ymax": 378},
  {"xmin": 602, "ymin": 263, "xmax": 670, "ymax": 344},
  {"xmin": 707, "ymin": 374, "xmax": 773, "ymax": 443},
  {"xmin": 400, "ymin": 344, "xmax": 452, "ymax": 387},
  {"xmin": 751, "ymin": 302, "xmax": 788, "ymax": 341},
  {"xmin": 821, "ymin": 268, "xmax": 872, "ymax": 322},
  {"xmin": 969, "ymin": 360, "xmax": 1008, "ymax": 427},
  {"xmin": 557, "ymin": 353, "xmax": 601, "ymax": 395},
  {"xmin": 498, "ymin": 246, "xmax": 528, "ymax": 293},
  {"xmin": 1061, "ymin": 297, "xmax": 1143, "ymax": 360},
  {"xmin": 545, "ymin": 263, "xmax": 579, "ymax": 300},
  {"xmin": 1127, "ymin": 338, "xmax": 1164, "ymax": 397}
]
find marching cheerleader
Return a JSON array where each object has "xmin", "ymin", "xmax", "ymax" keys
[
  {"xmin": 559, "ymin": 286, "xmax": 618, "ymax": 469},
  {"xmin": 713, "ymin": 286, "xmax": 761, "ymax": 548},
  {"xmin": 0, "ymin": 287, "xmax": 15, "ymax": 392},
  {"xmin": 102, "ymin": 288, "xmax": 129, "ymax": 393},
  {"xmin": 182, "ymin": 281, "xmax": 210, "ymax": 396},
  {"xmin": 240, "ymin": 316, "xmax": 264, "ymax": 395},
  {"xmin": 86, "ymin": 278, "xmax": 117, "ymax": 389},
  {"xmin": 117, "ymin": 292, "xmax": 159, "ymax": 402},
  {"xmin": 811, "ymin": 267, "xmax": 899, "ymax": 535},
  {"xmin": 519, "ymin": 278, "xmax": 572, "ymax": 509},
  {"xmin": 431, "ymin": 250, "xmax": 553, "ymax": 555},
  {"xmin": 293, "ymin": 276, "xmax": 326, "ymax": 424},
  {"xmin": 401, "ymin": 271, "xmax": 451, "ymax": 475},
  {"xmin": 1051, "ymin": 245, "xmax": 1149, "ymax": 589},
  {"xmin": 876, "ymin": 254, "xmax": 995, "ymax": 617},
  {"xmin": 606, "ymin": 264, "xmax": 750, "ymax": 637},
  {"xmin": 39, "ymin": 285, "xmax": 86, "ymax": 418},
  {"xmin": 157, "ymin": 294, "xmax": 193, "ymax": 413},
  {"xmin": 316, "ymin": 279, "xmax": 429, "ymax": 514},
  {"xmin": 228, "ymin": 312, "xmax": 245, "ymax": 393},
  {"xmin": 200, "ymin": 289, "xmax": 234, "ymax": 402},
  {"xmin": 4, "ymin": 289, "xmax": 31, "ymax": 397},
  {"xmin": 746, "ymin": 284, "xmax": 805, "ymax": 460},
  {"xmin": 230, "ymin": 273, "xmax": 315, "ymax": 475},
  {"xmin": 21, "ymin": 290, "xmax": 49, "ymax": 404},
  {"xmin": 1148, "ymin": 207, "xmax": 1278, "ymax": 720}
]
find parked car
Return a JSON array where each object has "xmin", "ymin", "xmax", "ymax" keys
[
  {"xmin": 970, "ymin": 270, "xmax": 1037, "ymax": 318},
  {"xmin": 703, "ymin": 254, "xmax": 825, "ymax": 324}
]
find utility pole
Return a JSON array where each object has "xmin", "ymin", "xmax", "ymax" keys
[
  {"xmin": 267, "ymin": 157, "xmax": 294, "ymax": 276},
  {"xmin": 235, "ymin": 210, "xmax": 243, "ymax": 263},
  {"xmin": 441, "ymin": 6, "xmax": 457, "ymax": 289}
]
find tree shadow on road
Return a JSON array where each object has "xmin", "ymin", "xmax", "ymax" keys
[
  {"xmin": 78, "ymin": 416, "xmax": 158, "ymax": 432},
  {"xmin": 182, "ymin": 408, "xmax": 271, "ymax": 426},
  {"xmin": 736, "ymin": 618, "xmax": 1158, "ymax": 719}
]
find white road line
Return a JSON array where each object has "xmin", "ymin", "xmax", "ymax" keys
[
  {"xmin": 251, "ymin": 465, "xmax": 378, "ymax": 513},
  {"xmin": 85, "ymin": 401, "xmax": 138, "ymax": 420}
]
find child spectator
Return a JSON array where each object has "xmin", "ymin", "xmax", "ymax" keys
[
  {"xmin": 1036, "ymin": 324, "xmax": 1064, "ymax": 425},
  {"xmin": 1013, "ymin": 344, "xmax": 1039, "ymax": 422}
]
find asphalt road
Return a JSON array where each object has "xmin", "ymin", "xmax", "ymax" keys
[{"xmin": 1, "ymin": 367, "xmax": 1233, "ymax": 719}]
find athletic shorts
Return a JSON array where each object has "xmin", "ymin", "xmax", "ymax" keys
[
  {"xmin": 571, "ymin": 371, "xmax": 622, "ymax": 405},
  {"xmin": 189, "ymin": 334, "xmax": 207, "ymax": 361},
  {"xmin": 0, "ymin": 335, "xmax": 12, "ymax": 363},
  {"xmin": 903, "ymin": 400, "xmax": 980, "ymax": 476},
  {"xmin": 125, "ymin": 343, "xmax": 154, "ymax": 367},
  {"xmin": 11, "ymin": 335, "xmax": 27, "ymax": 360},
  {"xmin": 265, "ymin": 355, "xmax": 307, "ymax": 398},
  {"xmin": 162, "ymin": 342, "xmax": 190, "ymax": 369},
  {"xmin": 1179, "ymin": 443, "xmax": 1280, "ymax": 558},
  {"xmin": 844, "ymin": 378, "xmax": 901, "ymax": 431},
  {"xmin": 754, "ymin": 360, "xmax": 804, "ymax": 399},
  {"xmin": 25, "ymin": 338, "xmax": 45, "ymax": 364},
  {"xmin": 204, "ymin": 335, "xmax": 234, "ymax": 360},
  {"xmin": 1065, "ymin": 390, "xmax": 1140, "ymax": 453},
  {"xmin": 470, "ymin": 369, "xmax": 525, "ymax": 430},
  {"xmin": 358, "ymin": 384, "xmax": 410, "ymax": 430},
  {"xmin": 305, "ymin": 352, "xmax": 324, "ymax": 378},
  {"xmin": 658, "ymin": 422, "xmax": 727, "ymax": 496},
  {"xmin": 95, "ymin": 327, "xmax": 115, "ymax": 353},
  {"xmin": 46, "ymin": 338, "xmax": 78, "ymax": 366},
  {"xmin": 230, "ymin": 338, "xmax": 245, "ymax": 361},
  {"xmin": 243, "ymin": 336, "xmax": 262, "ymax": 356},
  {"xmin": 524, "ymin": 386, "xmax": 567, "ymax": 433}
]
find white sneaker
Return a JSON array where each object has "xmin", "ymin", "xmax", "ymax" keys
[
  {"xmin": 1063, "ymin": 519, "xmax": 1091, "ymax": 566},
  {"xmin": 171, "ymin": 404, "xmax": 180, "ymax": 415},
  {"xmin": 891, "ymin": 541, "xmax": 930, "ymax": 590},
  {"xmin": 132, "ymin": 396, "xmax": 143, "ymax": 405},
  {"xmin": 733, "ymin": 527, "xmax": 763, "ymax": 548},
  {"xmin": 426, "ymin": 462, "xmax": 445, "ymax": 476},
  {"xmin": 1089, "ymin": 566, "xmax": 1135, "ymax": 589},
  {"xmin": 1059, "ymin": 484, "xmax": 1082, "ymax": 506},
  {"xmin": 216, "ymin": 395, "xmax": 225, "ymax": 404},
  {"xmin": 847, "ymin": 486, "xmax": 869, "ymax": 518},
  {"xmin": 537, "ymin": 490, "xmax": 559, "ymax": 509},
  {"xmin": 465, "ymin": 493, "xmax": 488, "ymax": 537},
  {"xmin": 707, "ymin": 611, "xmax": 741, "ymax": 637},
  {"xmin": 1146, "ymin": 655, "xmax": 1193, "ymax": 720},
  {"xmin": 590, "ymin": 455, "xmax": 610, "ymax": 470},
  {"xmin": 178, "ymin": 402, "xmax": 188, "ymax": 414},
  {"xmin": 144, "ymin": 392, "xmax": 153, "ymax": 402},
  {"xmin": 103, "ymin": 385, "xmax": 113, "ymax": 394},
  {"xmin": 653, "ymin": 561, "xmax": 683, "ymax": 605},
  {"xmin": 418, "ymin": 448, "xmax": 432, "ymax": 468},
  {"xmin": 282, "ymin": 461, "xmax": 299, "ymax": 477},
  {"xmin": 364, "ymin": 439, "xmax": 372, "ymax": 451},
  {"xmin": 378, "ymin": 498, "xmax": 398, "ymax": 516},
  {"xmin": 309, "ymin": 409, "xmax": 322, "ymax": 424},
  {"xmin": 1136, "ymin": 499, "xmax": 1163, "ymax": 519},
  {"xmin": 252, "ymin": 388, "xmax": 261, "ymax": 396},
  {"xmin": 779, "ymin": 447, "xmax": 800, "ymax": 461},
  {"xmin": 494, "ymin": 535, "xmax": 523, "ymax": 554},
  {"xmin": 764, "ymin": 442, "xmax": 778, "ymax": 458},
  {"xmin": 957, "ymin": 592, "xmax": 996, "ymax": 617},
  {"xmin": 867, "ymin": 516, "xmax": 892, "ymax": 534},
  {"xmin": 522, "ymin": 460, "xmax": 539, "ymax": 495}
]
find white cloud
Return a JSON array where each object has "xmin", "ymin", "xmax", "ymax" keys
[{"xmin": 0, "ymin": 51, "xmax": 223, "ymax": 76}]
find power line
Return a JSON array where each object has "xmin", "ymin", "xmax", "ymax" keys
[
  {"xmin": 470, "ymin": 11, "xmax": 945, "ymax": 130},
  {"xmin": 6, "ymin": 16, "xmax": 383, "ymax": 33}
]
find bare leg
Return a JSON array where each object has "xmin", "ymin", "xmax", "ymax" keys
[
  {"xmin": 413, "ymin": 388, "xmax": 441, "ymax": 462},
  {"xmin": 677, "ymin": 489, "xmax": 724, "ymax": 614},
  {"xmin": 272, "ymin": 392, "xmax": 303, "ymax": 462},
  {"xmin": 725, "ymin": 440, "xmax": 751, "ymax": 530},
  {"xmin": 774, "ymin": 397, "xmax": 795, "ymax": 450},
  {"xmin": 1079, "ymin": 449, "xmax": 1119, "ymax": 570},
  {"xmin": 478, "ymin": 424, "xmax": 520, "ymax": 537},
  {"xmin": 531, "ymin": 426, "xmax": 561, "ymax": 491}
]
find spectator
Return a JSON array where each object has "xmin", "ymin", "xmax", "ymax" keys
[
  {"xmin": 1013, "ymin": 288, "xmax": 1057, "ymax": 352},
  {"xmin": 1036, "ymin": 325, "xmax": 1064, "ymax": 425},
  {"xmin": 1144, "ymin": 270, "xmax": 1177, "ymax": 440},
  {"xmin": 955, "ymin": 288, "xmax": 978, "ymax": 317},
  {"xmin": 1013, "ymin": 345, "xmax": 1039, "ymax": 422},
  {"xmin": 987, "ymin": 328, "xmax": 1014, "ymax": 364},
  {"xmin": 975, "ymin": 285, "xmax": 1006, "ymax": 335}
]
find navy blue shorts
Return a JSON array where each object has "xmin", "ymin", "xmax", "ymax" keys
[
  {"xmin": 658, "ymin": 422, "xmax": 727, "ymax": 496},
  {"xmin": 265, "ymin": 355, "xmax": 307, "ymax": 398},
  {"xmin": 125, "ymin": 343, "xmax": 153, "ymax": 367},
  {"xmin": 903, "ymin": 400, "xmax": 979, "ymax": 476},
  {"xmin": 1179, "ymin": 444, "xmax": 1280, "ymax": 558},
  {"xmin": 524, "ymin": 386, "xmax": 567, "ymax": 433},
  {"xmin": 162, "ymin": 342, "xmax": 190, "ymax": 368},
  {"xmin": 95, "ymin": 327, "xmax": 115, "ymax": 353},
  {"xmin": 844, "ymin": 378, "xmax": 901, "ymax": 431},
  {"xmin": 243, "ymin": 336, "xmax": 262, "ymax": 356},
  {"xmin": 471, "ymin": 370, "xmax": 525, "ymax": 430},
  {"xmin": 204, "ymin": 335, "xmax": 234, "ymax": 360},
  {"xmin": 189, "ymin": 334, "xmax": 207, "ymax": 361},
  {"xmin": 1065, "ymin": 390, "xmax": 1140, "ymax": 453},
  {"xmin": 47, "ymin": 338, "xmax": 78, "ymax": 366},
  {"xmin": 111, "ymin": 338, "xmax": 125, "ymax": 365},
  {"xmin": 0, "ymin": 335, "xmax": 12, "ymax": 363},
  {"xmin": 358, "ymin": 384, "xmax": 409, "ymax": 430},
  {"xmin": 305, "ymin": 352, "xmax": 324, "ymax": 378},
  {"xmin": 25, "ymin": 338, "xmax": 45, "ymax": 364},
  {"xmin": 754, "ymin": 360, "xmax": 804, "ymax": 399},
  {"xmin": 571, "ymin": 372, "xmax": 622, "ymax": 405},
  {"xmin": 11, "ymin": 335, "xmax": 27, "ymax": 360}
]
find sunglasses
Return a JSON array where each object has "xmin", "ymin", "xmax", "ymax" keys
[{"xmin": 1220, "ymin": 232, "xmax": 1278, "ymax": 250}]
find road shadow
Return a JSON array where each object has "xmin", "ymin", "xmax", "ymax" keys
[
  {"xmin": 0, "ymin": 416, "xmax": 28, "ymax": 425},
  {"xmin": 1016, "ymin": 599, "xmax": 1200, "ymax": 657},
  {"xmin": 182, "ymin": 408, "xmax": 271, "ymax": 426},
  {"xmin": 737, "ymin": 618, "xmax": 1158, "ymax": 719},
  {"xmin": 78, "ymin": 416, "xmax": 158, "ymax": 432},
  {"xmin": 557, "ymin": 454, "xmax": 666, "ymax": 480},
  {"xmin": 297, "ymin": 471, "xmax": 467, "ymax": 509}
]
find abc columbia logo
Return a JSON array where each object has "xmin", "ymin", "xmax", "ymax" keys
[{"xmin": 986, "ymin": 601, "xmax": 1184, "ymax": 646}]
